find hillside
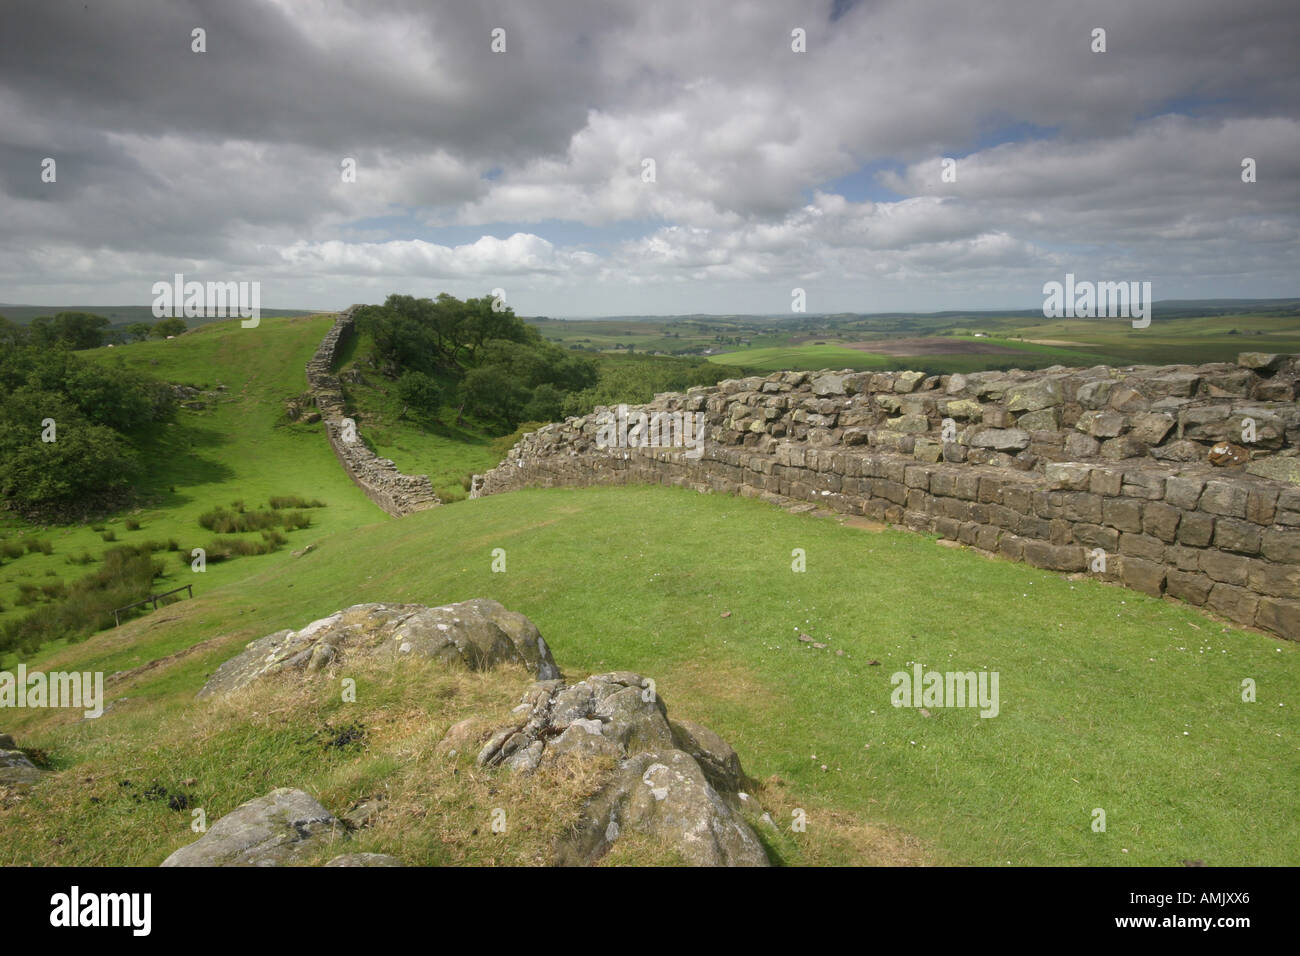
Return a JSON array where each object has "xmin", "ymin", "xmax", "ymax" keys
[
  {"xmin": 0, "ymin": 314, "xmax": 388, "ymax": 653},
  {"xmin": 1, "ymin": 316, "xmax": 1297, "ymax": 866}
]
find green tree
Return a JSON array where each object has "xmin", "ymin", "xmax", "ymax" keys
[
  {"xmin": 459, "ymin": 365, "xmax": 527, "ymax": 428},
  {"xmin": 395, "ymin": 371, "xmax": 443, "ymax": 423},
  {"xmin": 150, "ymin": 317, "xmax": 187, "ymax": 338},
  {"xmin": 0, "ymin": 315, "xmax": 27, "ymax": 348}
]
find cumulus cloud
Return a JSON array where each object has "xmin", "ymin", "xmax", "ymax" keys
[{"xmin": 0, "ymin": 0, "xmax": 1296, "ymax": 313}]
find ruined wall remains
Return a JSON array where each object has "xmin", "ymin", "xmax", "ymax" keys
[
  {"xmin": 307, "ymin": 307, "xmax": 440, "ymax": 516},
  {"xmin": 476, "ymin": 354, "xmax": 1300, "ymax": 641}
]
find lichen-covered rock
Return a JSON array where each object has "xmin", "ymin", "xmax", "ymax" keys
[
  {"xmin": 197, "ymin": 599, "xmax": 560, "ymax": 698},
  {"xmin": 554, "ymin": 750, "xmax": 770, "ymax": 867},
  {"xmin": 0, "ymin": 746, "xmax": 44, "ymax": 787},
  {"xmin": 478, "ymin": 672, "xmax": 674, "ymax": 772},
  {"xmin": 160, "ymin": 788, "xmax": 342, "ymax": 866},
  {"xmin": 670, "ymin": 718, "xmax": 746, "ymax": 794},
  {"xmin": 478, "ymin": 672, "xmax": 769, "ymax": 866}
]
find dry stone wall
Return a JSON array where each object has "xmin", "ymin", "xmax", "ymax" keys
[
  {"xmin": 307, "ymin": 307, "xmax": 440, "ymax": 516},
  {"xmin": 476, "ymin": 354, "xmax": 1300, "ymax": 641}
]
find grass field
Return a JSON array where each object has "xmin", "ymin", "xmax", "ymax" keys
[{"xmin": 3, "ymin": 484, "xmax": 1296, "ymax": 866}]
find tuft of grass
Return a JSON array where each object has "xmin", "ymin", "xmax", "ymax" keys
[
  {"xmin": 197, "ymin": 506, "xmax": 310, "ymax": 534},
  {"xmin": 125, "ymin": 518, "xmax": 141, "ymax": 531},
  {"xmin": 268, "ymin": 495, "xmax": 326, "ymax": 509}
]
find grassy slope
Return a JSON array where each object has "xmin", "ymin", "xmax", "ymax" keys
[
  {"xmin": 3, "ymin": 485, "xmax": 1296, "ymax": 866},
  {"xmin": 0, "ymin": 313, "xmax": 388, "ymax": 660}
]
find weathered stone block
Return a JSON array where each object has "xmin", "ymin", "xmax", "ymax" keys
[
  {"xmin": 1103, "ymin": 497, "xmax": 1143, "ymax": 532},
  {"xmin": 1165, "ymin": 569, "xmax": 1213, "ymax": 606},
  {"xmin": 1198, "ymin": 550, "xmax": 1251, "ymax": 586},
  {"xmin": 1200, "ymin": 480, "xmax": 1248, "ymax": 517},
  {"xmin": 1163, "ymin": 476, "xmax": 1205, "ymax": 510},
  {"xmin": 1022, "ymin": 539, "xmax": 1086, "ymax": 572},
  {"xmin": 1261, "ymin": 528, "xmax": 1300, "ymax": 564},
  {"xmin": 1141, "ymin": 501, "xmax": 1181, "ymax": 543},
  {"xmin": 1248, "ymin": 562, "xmax": 1300, "ymax": 599},
  {"xmin": 1255, "ymin": 597, "xmax": 1300, "ymax": 641},
  {"xmin": 1213, "ymin": 518, "xmax": 1262, "ymax": 555},
  {"xmin": 1119, "ymin": 556, "xmax": 1165, "ymax": 596},
  {"xmin": 1206, "ymin": 583, "xmax": 1259, "ymax": 623},
  {"xmin": 1176, "ymin": 511, "xmax": 1215, "ymax": 548}
]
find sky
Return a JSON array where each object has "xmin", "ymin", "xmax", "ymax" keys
[{"xmin": 1, "ymin": 0, "xmax": 1298, "ymax": 316}]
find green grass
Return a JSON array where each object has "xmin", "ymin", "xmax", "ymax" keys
[
  {"xmin": 4, "ymin": 484, "xmax": 1296, "ymax": 866},
  {"xmin": 0, "ymin": 312, "xmax": 387, "ymax": 657}
]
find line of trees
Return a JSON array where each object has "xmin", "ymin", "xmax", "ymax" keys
[
  {"xmin": 0, "ymin": 313, "xmax": 186, "ymax": 351},
  {"xmin": 0, "ymin": 341, "xmax": 175, "ymax": 518},
  {"xmin": 357, "ymin": 293, "xmax": 743, "ymax": 433},
  {"xmin": 357, "ymin": 293, "xmax": 599, "ymax": 431}
]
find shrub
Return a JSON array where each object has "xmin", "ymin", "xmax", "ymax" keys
[
  {"xmin": 2, "ymin": 540, "xmax": 25, "ymax": 559},
  {"xmin": 198, "ymin": 506, "xmax": 282, "ymax": 534},
  {"xmin": 201, "ymin": 536, "xmax": 281, "ymax": 563},
  {"xmin": 101, "ymin": 530, "xmax": 116, "ymax": 542},
  {"xmin": 268, "ymin": 495, "xmax": 326, "ymax": 509},
  {"xmin": 125, "ymin": 518, "xmax": 141, "ymax": 531},
  {"xmin": 0, "ymin": 544, "xmax": 169, "ymax": 654},
  {"xmin": 280, "ymin": 511, "xmax": 311, "ymax": 531}
]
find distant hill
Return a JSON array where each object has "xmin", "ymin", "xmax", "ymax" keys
[
  {"xmin": 0, "ymin": 304, "xmax": 320, "ymax": 327},
  {"xmin": 543, "ymin": 298, "xmax": 1300, "ymax": 323}
]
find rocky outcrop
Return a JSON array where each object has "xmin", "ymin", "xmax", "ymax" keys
[
  {"xmin": 475, "ymin": 355, "xmax": 1300, "ymax": 641},
  {"xmin": 0, "ymin": 735, "xmax": 45, "ymax": 788},
  {"xmin": 161, "ymin": 788, "xmax": 343, "ymax": 866},
  {"xmin": 476, "ymin": 672, "xmax": 770, "ymax": 866},
  {"xmin": 186, "ymin": 603, "xmax": 769, "ymax": 867},
  {"xmin": 196, "ymin": 599, "xmax": 561, "ymax": 699},
  {"xmin": 307, "ymin": 307, "xmax": 440, "ymax": 516}
]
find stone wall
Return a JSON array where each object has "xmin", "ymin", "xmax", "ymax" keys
[
  {"xmin": 307, "ymin": 307, "xmax": 440, "ymax": 516},
  {"xmin": 475, "ymin": 354, "xmax": 1300, "ymax": 641}
]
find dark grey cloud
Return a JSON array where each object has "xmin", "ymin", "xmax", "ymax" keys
[{"xmin": 0, "ymin": 0, "xmax": 1296, "ymax": 313}]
